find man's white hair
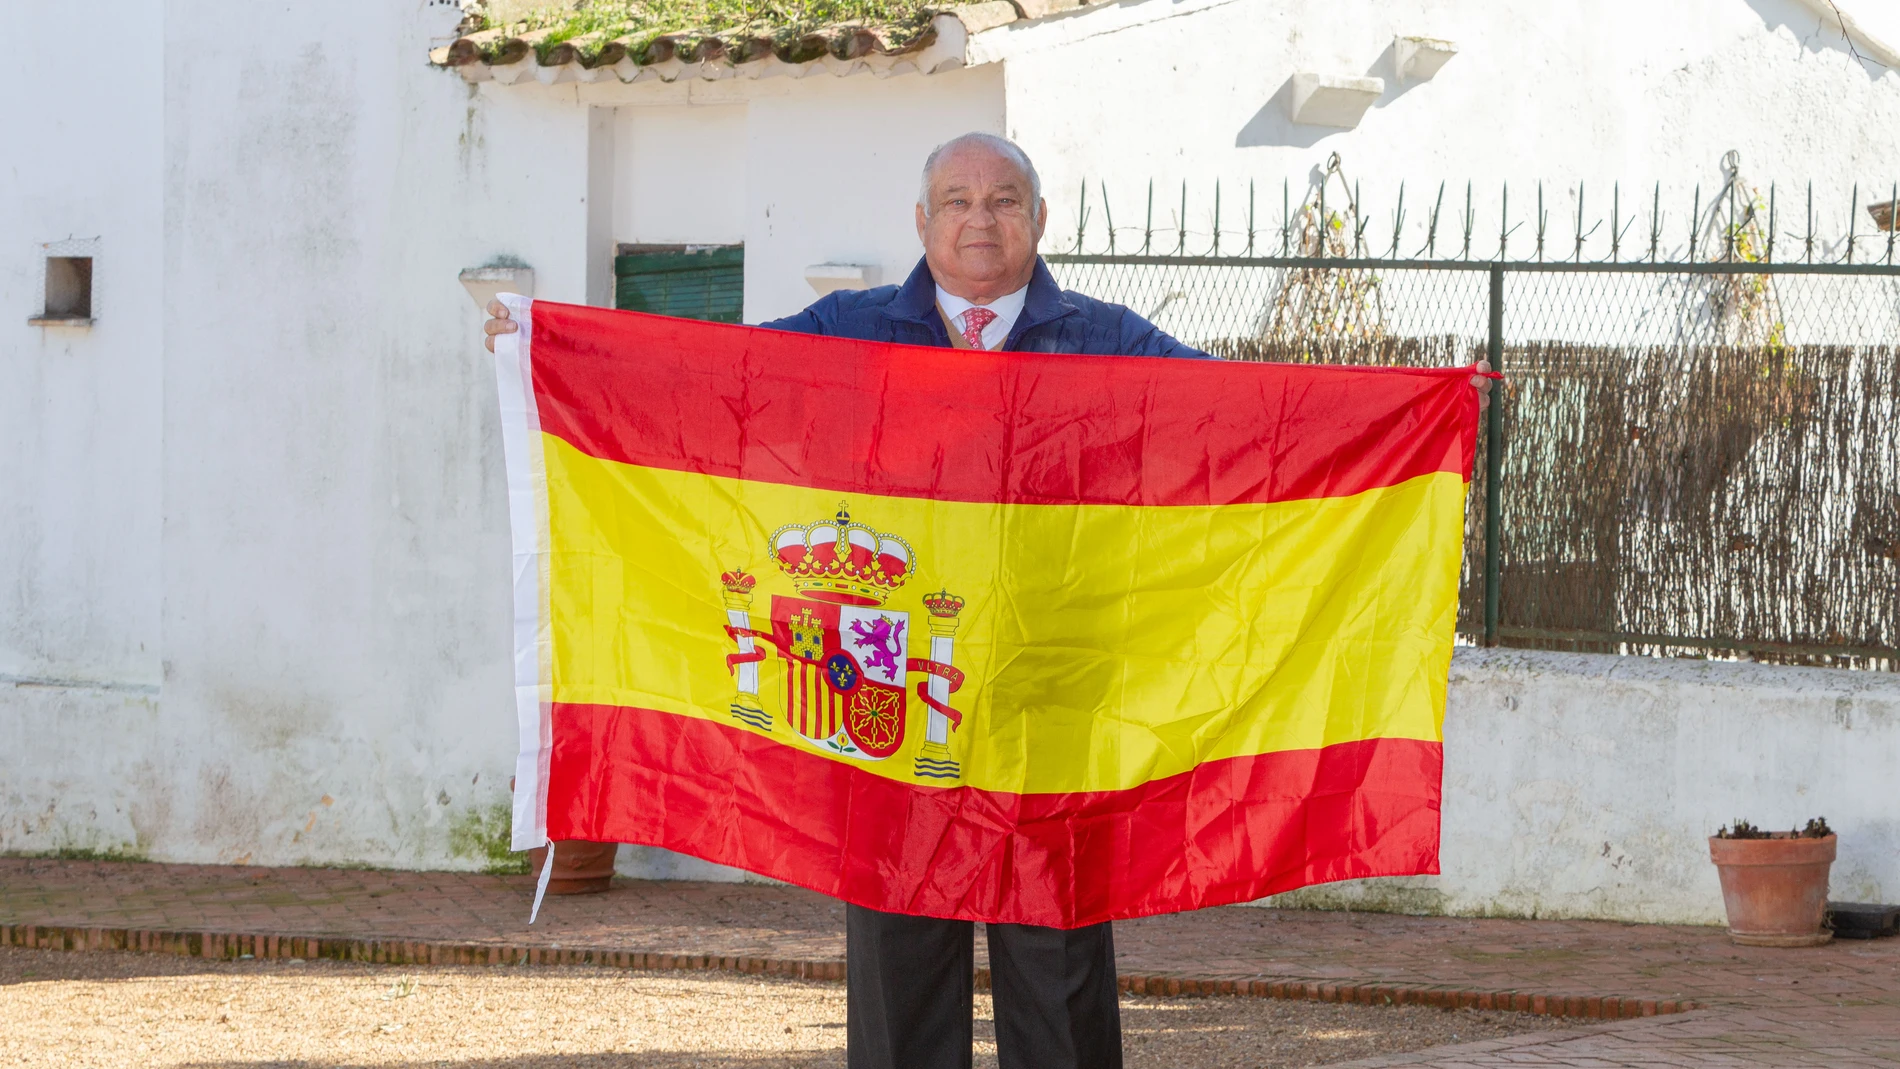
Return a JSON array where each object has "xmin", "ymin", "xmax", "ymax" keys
[{"xmin": 917, "ymin": 132, "xmax": 1044, "ymax": 217}]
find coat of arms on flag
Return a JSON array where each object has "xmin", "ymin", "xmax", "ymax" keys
[
  {"xmin": 720, "ymin": 505, "xmax": 966, "ymax": 779},
  {"xmin": 492, "ymin": 296, "xmax": 1482, "ymax": 928}
]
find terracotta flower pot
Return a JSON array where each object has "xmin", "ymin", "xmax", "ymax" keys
[
  {"xmin": 527, "ymin": 840, "xmax": 619, "ymax": 895},
  {"xmin": 1708, "ymin": 833, "xmax": 1836, "ymax": 946}
]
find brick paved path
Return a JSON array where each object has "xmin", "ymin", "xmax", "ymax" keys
[{"xmin": 3, "ymin": 858, "xmax": 1896, "ymax": 1066}]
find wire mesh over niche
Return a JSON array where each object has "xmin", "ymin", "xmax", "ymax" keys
[{"xmin": 1044, "ymin": 256, "xmax": 1900, "ymax": 670}]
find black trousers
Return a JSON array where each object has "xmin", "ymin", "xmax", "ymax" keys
[{"xmin": 845, "ymin": 903, "xmax": 1122, "ymax": 1069}]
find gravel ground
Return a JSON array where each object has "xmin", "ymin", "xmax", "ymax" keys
[{"xmin": 0, "ymin": 946, "xmax": 1571, "ymax": 1068}]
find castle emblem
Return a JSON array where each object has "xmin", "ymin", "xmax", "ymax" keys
[{"xmin": 719, "ymin": 503, "xmax": 966, "ymax": 779}]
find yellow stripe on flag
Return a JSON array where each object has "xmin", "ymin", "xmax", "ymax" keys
[{"xmin": 542, "ymin": 432, "xmax": 1464, "ymax": 797}]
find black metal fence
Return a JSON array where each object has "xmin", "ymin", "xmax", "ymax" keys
[{"xmin": 1046, "ymin": 254, "xmax": 1900, "ymax": 669}]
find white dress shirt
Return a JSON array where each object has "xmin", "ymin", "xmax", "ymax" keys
[{"xmin": 936, "ymin": 284, "xmax": 1028, "ymax": 350}]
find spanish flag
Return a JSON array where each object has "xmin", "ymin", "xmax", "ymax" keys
[{"xmin": 495, "ymin": 297, "xmax": 1478, "ymax": 928}]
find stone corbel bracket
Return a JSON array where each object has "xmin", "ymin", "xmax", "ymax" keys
[
  {"xmin": 460, "ymin": 266, "xmax": 535, "ymax": 310},
  {"xmin": 1289, "ymin": 73, "xmax": 1385, "ymax": 128},
  {"xmin": 804, "ymin": 263, "xmax": 881, "ymax": 296},
  {"xmin": 1395, "ymin": 35, "xmax": 1457, "ymax": 82}
]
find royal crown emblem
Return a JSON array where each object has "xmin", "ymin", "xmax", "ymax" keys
[
  {"xmin": 768, "ymin": 504, "xmax": 914, "ymax": 606},
  {"xmin": 922, "ymin": 590, "xmax": 965, "ymax": 618},
  {"xmin": 718, "ymin": 503, "xmax": 967, "ymax": 779}
]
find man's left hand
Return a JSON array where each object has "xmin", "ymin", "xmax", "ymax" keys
[
  {"xmin": 1473, "ymin": 360, "xmax": 1495, "ymax": 411},
  {"xmin": 483, "ymin": 299, "xmax": 517, "ymax": 353}
]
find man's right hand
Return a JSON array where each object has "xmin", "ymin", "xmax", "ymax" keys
[{"xmin": 483, "ymin": 299, "xmax": 518, "ymax": 353}]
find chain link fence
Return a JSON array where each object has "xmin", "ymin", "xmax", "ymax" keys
[{"xmin": 1048, "ymin": 254, "xmax": 1900, "ymax": 669}]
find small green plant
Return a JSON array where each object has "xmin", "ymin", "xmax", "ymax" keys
[
  {"xmin": 1715, "ymin": 817, "xmax": 1833, "ymax": 839},
  {"xmin": 1690, "ymin": 166, "xmax": 1786, "ymax": 348}
]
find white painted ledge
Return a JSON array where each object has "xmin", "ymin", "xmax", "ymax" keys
[
  {"xmin": 1395, "ymin": 35, "xmax": 1457, "ymax": 82},
  {"xmin": 460, "ymin": 266, "xmax": 535, "ymax": 311},
  {"xmin": 803, "ymin": 263, "xmax": 881, "ymax": 295},
  {"xmin": 1289, "ymin": 73, "xmax": 1384, "ymax": 128}
]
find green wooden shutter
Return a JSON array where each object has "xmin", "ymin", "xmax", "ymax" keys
[{"xmin": 614, "ymin": 245, "xmax": 745, "ymax": 323}]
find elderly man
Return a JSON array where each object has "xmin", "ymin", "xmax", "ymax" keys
[
  {"xmin": 486, "ymin": 132, "xmax": 1490, "ymax": 1069},
  {"xmin": 759, "ymin": 133, "xmax": 1208, "ymax": 357}
]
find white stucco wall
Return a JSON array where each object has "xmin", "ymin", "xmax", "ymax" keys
[
  {"xmin": 4, "ymin": 0, "xmax": 555, "ymax": 866},
  {"xmin": 614, "ymin": 105, "xmax": 748, "ymax": 245},
  {"xmin": 3, "ymin": 0, "xmax": 1896, "ymax": 925},
  {"xmin": 1, "ymin": 0, "xmax": 166, "ymax": 848},
  {"xmin": 989, "ymin": 0, "xmax": 1900, "ymax": 261},
  {"xmin": 1, "ymin": 5, "xmax": 164, "ymax": 691},
  {"xmin": 1268, "ymin": 649, "xmax": 1900, "ymax": 923},
  {"xmin": 0, "ymin": 0, "xmax": 1001, "ymax": 870}
]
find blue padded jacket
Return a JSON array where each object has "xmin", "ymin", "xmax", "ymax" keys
[{"xmin": 760, "ymin": 256, "xmax": 1213, "ymax": 359}]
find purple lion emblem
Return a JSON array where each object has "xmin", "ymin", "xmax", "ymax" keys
[{"xmin": 848, "ymin": 615, "xmax": 907, "ymax": 678}]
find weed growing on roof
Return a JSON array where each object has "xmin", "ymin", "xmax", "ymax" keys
[{"xmin": 464, "ymin": 0, "xmax": 939, "ymax": 50}]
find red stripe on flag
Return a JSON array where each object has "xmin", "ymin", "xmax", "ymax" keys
[
  {"xmin": 526, "ymin": 302, "xmax": 1480, "ymax": 508},
  {"xmin": 545, "ymin": 703, "xmax": 1441, "ymax": 928}
]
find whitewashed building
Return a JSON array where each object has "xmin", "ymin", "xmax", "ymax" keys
[{"xmin": 4, "ymin": 0, "xmax": 1899, "ymax": 923}]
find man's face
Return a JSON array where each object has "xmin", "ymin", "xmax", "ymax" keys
[{"xmin": 915, "ymin": 144, "xmax": 1047, "ymax": 302}]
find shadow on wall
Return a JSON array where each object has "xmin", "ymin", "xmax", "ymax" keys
[
  {"xmin": 1741, "ymin": 0, "xmax": 1895, "ymax": 78},
  {"xmin": 1236, "ymin": 42, "xmax": 1431, "ymax": 149},
  {"xmin": 172, "ymin": 1057, "xmax": 840, "ymax": 1069}
]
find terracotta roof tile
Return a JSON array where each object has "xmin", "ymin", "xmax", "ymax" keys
[{"xmin": 429, "ymin": 3, "xmax": 1109, "ymax": 85}]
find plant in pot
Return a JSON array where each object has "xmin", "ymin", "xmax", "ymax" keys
[
  {"xmin": 1709, "ymin": 818, "xmax": 1836, "ymax": 946},
  {"xmin": 508, "ymin": 777, "xmax": 618, "ymax": 895},
  {"xmin": 527, "ymin": 840, "xmax": 619, "ymax": 895}
]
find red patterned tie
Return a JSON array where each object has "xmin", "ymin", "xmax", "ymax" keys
[{"xmin": 959, "ymin": 307, "xmax": 997, "ymax": 349}]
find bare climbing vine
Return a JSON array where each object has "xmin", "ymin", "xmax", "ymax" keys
[
  {"xmin": 1264, "ymin": 154, "xmax": 1388, "ymax": 347},
  {"xmin": 1686, "ymin": 150, "xmax": 1787, "ymax": 349}
]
